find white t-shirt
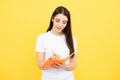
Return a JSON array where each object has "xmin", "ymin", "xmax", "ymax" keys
[{"xmin": 35, "ymin": 31, "xmax": 77, "ymax": 80}]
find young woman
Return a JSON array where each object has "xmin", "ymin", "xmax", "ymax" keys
[{"xmin": 35, "ymin": 6, "xmax": 77, "ymax": 80}]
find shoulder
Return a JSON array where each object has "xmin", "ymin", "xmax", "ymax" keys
[
  {"xmin": 72, "ymin": 36, "xmax": 77, "ymax": 45},
  {"xmin": 72, "ymin": 36, "xmax": 76, "ymax": 41},
  {"xmin": 36, "ymin": 32, "xmax": 50, "ymax": 42},
  {"xmin": 37, "ymin": 32, "xmax": 48, "ymax": 39}
]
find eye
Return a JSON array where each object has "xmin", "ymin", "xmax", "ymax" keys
[
  {"xmin": 55, "ymin": 19, "xmax": 60, "ymax": 22},
  {"xmin": 63, "ymin": 21, "xmax": 67, "ymax": 24}
]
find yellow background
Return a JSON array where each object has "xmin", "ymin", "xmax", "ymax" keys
[{"xmin": 0, "ymin": 0, "xmax": 120, "ymax": 80}]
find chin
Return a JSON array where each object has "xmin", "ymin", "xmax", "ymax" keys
[{"xmin": 56, "ymin": 30, "xmax": 63, "ymax": 33}]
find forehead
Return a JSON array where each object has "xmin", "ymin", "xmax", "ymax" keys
[{"xmin": 54, "ymin": 14, "xmax": 68, "ymax": 21}]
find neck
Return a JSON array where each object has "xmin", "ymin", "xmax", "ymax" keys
[{"xmin": 50, "ymin": 29, "xmax": 63, "ymax": 36}]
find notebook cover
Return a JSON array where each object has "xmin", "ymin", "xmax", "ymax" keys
[{"xmin": 42, "ymin": 53, "xmax": 74, "ymax": 69}]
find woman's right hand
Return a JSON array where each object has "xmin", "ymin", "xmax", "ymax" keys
[{"xmin": 50, "ymin": 51, "xmax": 60, "ymax": 60}]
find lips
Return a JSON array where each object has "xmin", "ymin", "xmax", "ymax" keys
[
  {"xmin": 56, "ymin": 27, "xmax": 62, "ymax": 29},
  {"xmin": 56, "ymin": 27, "xmax": 62, "ymax": 30}
]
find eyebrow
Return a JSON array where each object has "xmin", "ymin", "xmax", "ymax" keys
[
  {"xmin": 55, "ymin": 18, "xmax": 68, "ymax": 22},
  {"xmin": 63, "ymin": 20, "xmax": 67, "ymax": 22},
  {"xmin": 55, "ymin": 18, "xmax": 60, "ymax": 20}
]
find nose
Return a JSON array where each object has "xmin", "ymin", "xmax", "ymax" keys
[{"xmin": 58, "ymin": 22, "xmax": 63, "ymax": 27}]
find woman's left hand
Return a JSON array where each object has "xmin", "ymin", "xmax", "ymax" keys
[{"xmin": 51, "ymin": 62, "xmax": 66, "ymax": 69}]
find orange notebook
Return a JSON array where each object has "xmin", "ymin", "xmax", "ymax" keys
[{"xmin": 42, "ymin": 52, "xmax": 74, "ymax": 69}]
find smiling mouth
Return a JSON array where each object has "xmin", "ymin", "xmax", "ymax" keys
[{"xmin": 56, "ymin": 27, "xmax": 62, "ymax": 29}]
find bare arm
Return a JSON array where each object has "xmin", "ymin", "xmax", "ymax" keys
[
  {"xmin": 52, "ymin": 53, "xmax": 77, "ymax": 71},
  {"xmin": 36, "ymin": 51, "xmax": 77, "ymax": 71},
  {"xmin": 64, "ymin": 53, "xmax": 77, "ymax": 71},
  {"xmin": 36, "ymin": 52, "xmax": 46, "ymax": 70}
]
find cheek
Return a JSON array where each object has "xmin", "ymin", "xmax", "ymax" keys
[
  {"xmin": 53, "ymin": 21, "xmax": 58, "ymax": 26},
  {"xmin": 63, "ymin": 24, "xmax": 67, "ymax": 28}
]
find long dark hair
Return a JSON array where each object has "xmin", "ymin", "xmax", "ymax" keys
[{"xmin": 47, "ymin": 6, "xmax": 75, "ymax": 57}]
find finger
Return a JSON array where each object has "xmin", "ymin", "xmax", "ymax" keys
[
  {"xmin": 51, "ymin": 50, "xmax": 60, "ymax": 59},
  {"xmin": 54, "ymin": 63, "xmax": 62, "ymax": 66},
  {"xmin": 50, "ymin": 55, "xmax": 56, "ymax": 60},
  {"xmin": 51, "ymin": 64, "xmax": 60, "ymax": 68}
]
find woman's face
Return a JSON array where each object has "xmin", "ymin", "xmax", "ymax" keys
[{"xmin": 52, "ymin": 14, "xmax": 68, "ymax": 33}]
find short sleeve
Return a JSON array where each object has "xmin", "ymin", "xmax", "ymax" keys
[
  {"xmin": 35, "ymin": 34, "xmax": 45, "ymax": 52},
  {"xmin": 73, "ymin": 36, "xmax": 77, "ymax": 53}
]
